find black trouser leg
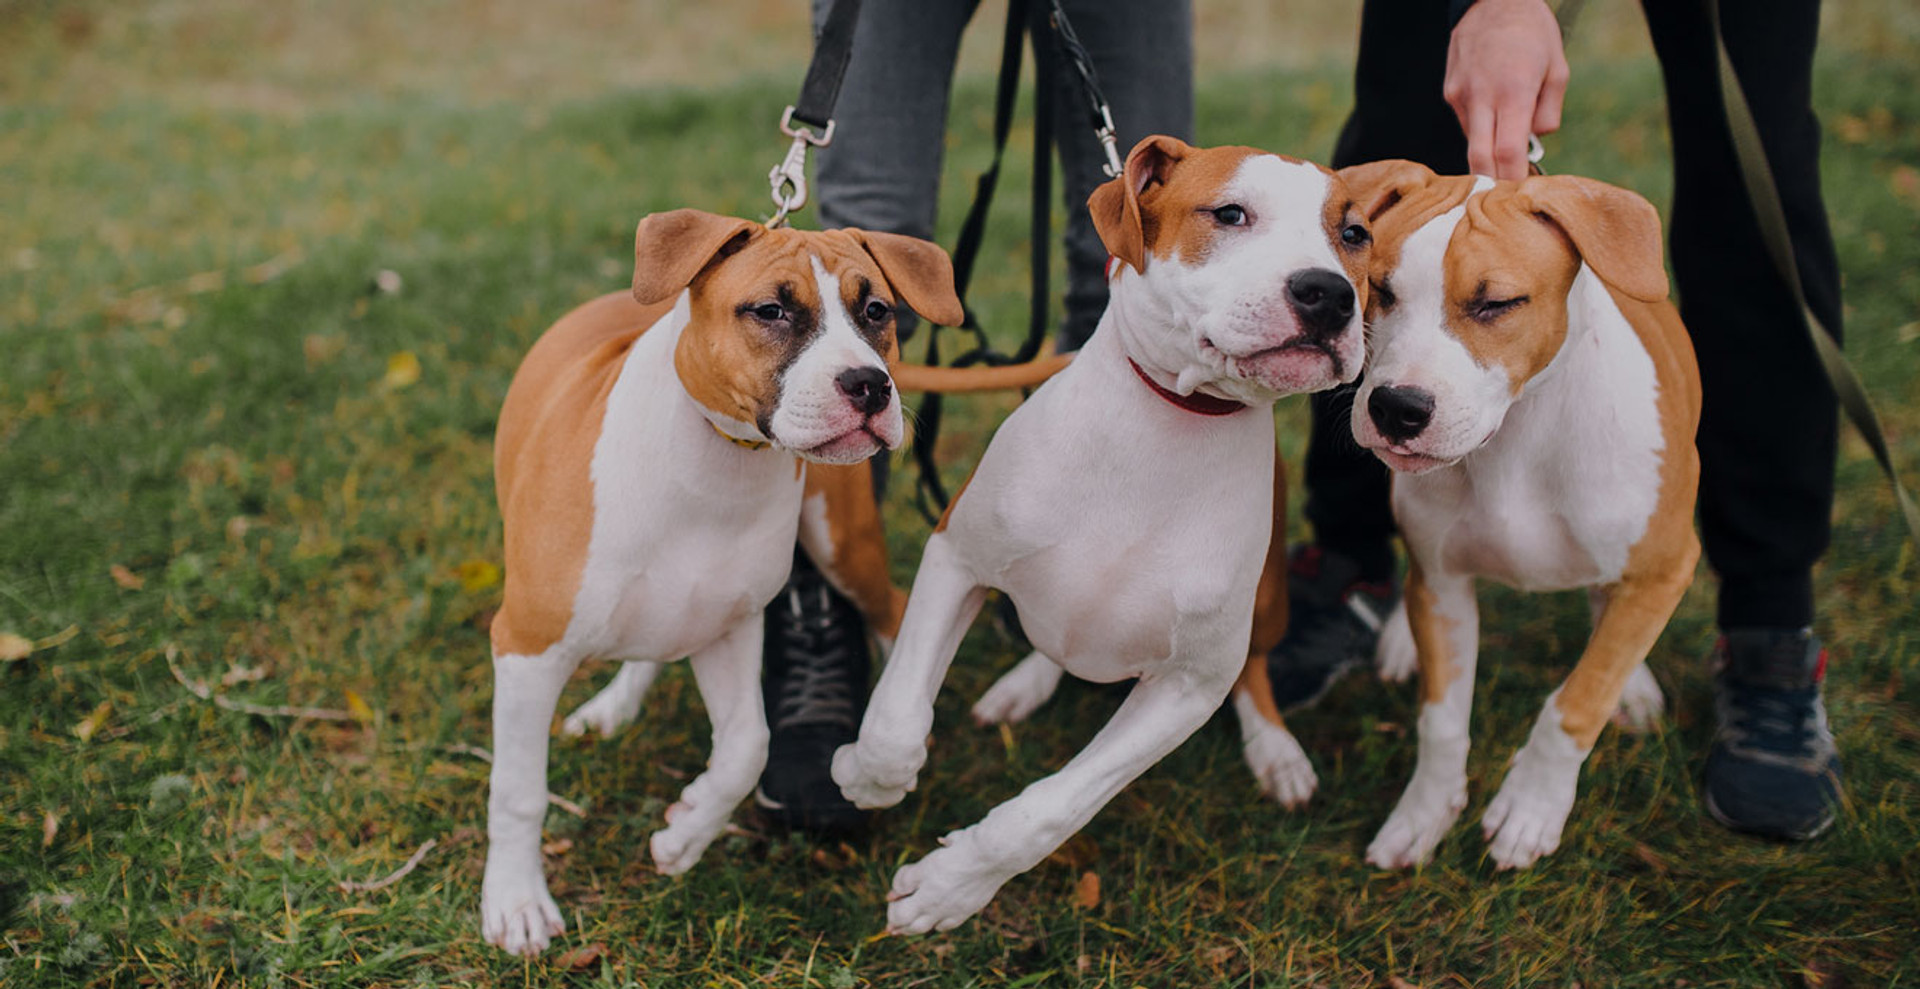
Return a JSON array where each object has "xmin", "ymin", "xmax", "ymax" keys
[
  {"xmin": 1642, "ymin": 0, "xmax": 1840, "ymax": 630},
  {"xmin": 1303, "ymin": 0, "xmax": 1468, "ymax": 581}
]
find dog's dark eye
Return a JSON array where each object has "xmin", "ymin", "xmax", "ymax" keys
[
  {"xmin": 750, "ymin": 303, "xmax": 786, "ymax": 322},
  {"xmin": 863, "ymin": 300, "xmax": 892, "ymax": 322},
  {"xmin": 1210, "ymin": 204, "xmax": 1248, "ymax": 226},
  {"xmin": 1341, "ymin": 223, "xmax": 1371, "ymax": 247},
  {"xmin": 1473, "ymin": 296, "xmax": 1528, "ymax": 322}
]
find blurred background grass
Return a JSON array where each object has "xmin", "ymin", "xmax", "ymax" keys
[{"xmin": 2, "ymin": 1, "xmax": 1917, "ymax": 986}]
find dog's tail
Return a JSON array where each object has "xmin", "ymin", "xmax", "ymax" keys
[{"xmin": 888, "ymin": 352, "xmax": 1074, "ymax": 393}]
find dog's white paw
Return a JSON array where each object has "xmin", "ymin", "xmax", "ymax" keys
[
  {"xmin": 1366, "ymin": 779, "xmax": 1467, "ymax": 869},
  {"xmin": 1240, "ymin": 716, "xmax": 1318, "ymax": 809},
  {"xmin": 1375, "ymin": 601, "xmax": 1416, "ymax": 683},
  {"xmin": 650, "ymin": 800, "xmax": 724, "ymax": 875},
  {"xmin": 971, "ymin": 651, "xmax": 1063, "ymax": 726},
  {"xmin": 885, "ymin": 841, "xmax": 1004, "ymax": 936},
  {"xmin": 831, "ymin": 741, "xmax": 921, "ymax": 810},
  {"xmin": 480, "ymin": 868, "xmax": 565, "ymax": 956},
  {"xmin": 1610, "ymin": 664, "xmax": 1665, "ymax": 733},
  {"xmin": 1481, "ymin": 766, "xmax": 1577, "ymax": 870},
  {"xmin": 562, "ymin": 662, "xmax": 656, "ymax": 738}
]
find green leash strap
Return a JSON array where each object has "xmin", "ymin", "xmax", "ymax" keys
[{"xmin": 1707, "ymin": 0, "xmax": 1920, "ymax": 543}]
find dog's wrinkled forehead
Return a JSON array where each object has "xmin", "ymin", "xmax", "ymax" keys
[
  {"xmin": 1147, "ymin": 150, "xmax": 1342, "ymax": 265},
  {"xmin": 693, "ymin": 228, "xmax": 888, "ymax": 314}
]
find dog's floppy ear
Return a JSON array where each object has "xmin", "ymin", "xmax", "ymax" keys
[
  {"xmin": 1336, "ymin": 159, "xmax": 1438, "ymax": 226},
  {"xmin": 1089, "ymin": 134, "xmax": 1191, "ymax": 274},
  {"xmin": 849, "ymin": 229, "xmax": 966, "ymax": 327},
  {"xmin": 1518, "ymin": 175, "xmax": 1670, "ymax": 302},
  {"xmin": 632, "ymin": 209, "xmax": 758, "ymax": 305}
]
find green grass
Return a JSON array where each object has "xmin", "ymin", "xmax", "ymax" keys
[{"xmin": 3, "ymin": 4, "xmax": 1919, "ymax": 987}]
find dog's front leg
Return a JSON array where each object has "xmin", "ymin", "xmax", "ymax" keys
[
  {"xmin": 1482, "ymin": 546, "xmax": 1697, "ymax": 869},
  {"xmin": 884, "ymin": 665, "xmax": 1234, "ymax": 935},
  {"xmin": 651, "ymin": 615, "xmax": 769, "ymax": 875},
  {"xmin": 833, "ymin": 534, "xmax": 987, "ymax": 809},
  {"xmin": 481, "ymin": 646, "xmax": 583, "ymax": 956},
  {"xmin": 1367, "ymin": 564, "xmax": 1479, "ymax": 869}
]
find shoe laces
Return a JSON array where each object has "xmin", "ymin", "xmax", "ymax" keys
[
  {"xmin": 767, "ymin": 580, "xmax": 861, "ymax": 732},
  {"xmin": 1720, "ymin": 678, "xmax": 1822, "ymax": 757}
]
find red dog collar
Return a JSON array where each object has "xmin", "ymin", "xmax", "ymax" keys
[{"xmin": 1128, "ymin": 359, "xmax": 1249, "ymax": 416}]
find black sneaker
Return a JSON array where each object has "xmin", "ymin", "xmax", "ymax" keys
[
  {"xmin": 1704, "ymin": 628, "xmax": 1842, "ymax": 841},
  {"xmin": 755, "ymin": 549, "xmax": 871, "ymax": 835},
  {"xmin": 1265, "ymin": 544, "xmax": 1397, "ymax": 712}
]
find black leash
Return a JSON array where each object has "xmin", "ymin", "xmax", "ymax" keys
[
  {"xmin": 908, "ymin": 0, "xmax": 1124, "ymax": 524},
  {"xmin": 764, "ymin": 0, "xmax": 864, "ymax": 228}
]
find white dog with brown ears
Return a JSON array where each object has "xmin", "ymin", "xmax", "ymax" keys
[
  {"xmin": 1339, "ymin": 160, "xmax": 1701, "ymax": 870},
  {"xmin": 832, "ymin": 135, "xmax": 1373, "ymax": 934},
  {"xmin": 480, "ymin": 210, "xmax": 963, "ymax": 955}
]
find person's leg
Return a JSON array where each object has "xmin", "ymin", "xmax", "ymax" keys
[
  {"xmin": 1641, "ymin": 0, "xmax": 1842, "ymax": 839},
  {"xmin": 1047, "ymin": 0, "xmax": 1193, "ymax": 352},
  {"xmin": 759, "ymin": 0, "xmax": 979, "ymax": 834},
  {"xmin": 1268, "ymin": 0, "xmax": 1466, "ymax": 711}
]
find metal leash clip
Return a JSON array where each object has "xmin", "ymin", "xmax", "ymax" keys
[
  {"xmin": 767, "ymin": 106, "xmax": 836, "ymax": 229},
  {"xmin": 1095, "ymin": 102, "xmax": 1122, "ymax": 178}
]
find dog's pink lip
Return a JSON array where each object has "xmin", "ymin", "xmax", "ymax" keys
[
  {"xmin": 1367, "ymin": 443, "xmax": 1453, "ymax": 474},
  {"xmin": 800, "ymin": 424, "xmax": 887, "ymax": 460}
]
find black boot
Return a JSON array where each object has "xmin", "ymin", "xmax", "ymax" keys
[{"xmin": 755, "ymin": 548, "xmax": 872, "ymax": 835}]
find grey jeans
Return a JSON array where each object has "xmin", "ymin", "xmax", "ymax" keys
[{"xmin": 809, "ymin": 0, "xmax": 1193, "ymax": 351}]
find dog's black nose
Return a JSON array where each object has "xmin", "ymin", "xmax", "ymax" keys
[
  {"xmin": 1368, "ymin": 384, "xmax": 1435, "ymax": 442},
  {"xmin": 836, "ymin": 366, "xmax": 893, "ymax": 416},
  {"xmin": 1287, "ymin": 268, "xmax": 1356, "ymax": 338}
]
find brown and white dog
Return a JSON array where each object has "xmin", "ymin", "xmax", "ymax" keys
[
  {"xmin": 1341, "ymin": 161, "xmax": 1701, "ymax": 870},
  {"xmin": 831, "ymin": 136, "xmax": 1371, "ymax": 934},
  {"xmin": 481, "ymin": 210, "xmax": 963, "ymax": 955}
]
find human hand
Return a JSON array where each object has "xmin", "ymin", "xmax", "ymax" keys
[{"xmin": 1443, "ymin": 0, "xmax": 1569, "ymax": 180}]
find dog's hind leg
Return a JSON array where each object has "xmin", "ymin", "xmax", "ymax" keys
[
  {"xmin": 650, "ymin": 615, "xmax": 769, "ymax": 875},
  {"xmin": 833, "ymin": 533, "xmax": 987, "ymax": 809},
  {"xmin": 562, "ymin": 661, "xmax": 661, "ymax": 738},
  {"xmin": 481, "ymin": 645, "xmax": 583, "ymax": 956},
  {"xmin": 971, "ymin": 650, "xmax": 1065, "ymax": 725}
]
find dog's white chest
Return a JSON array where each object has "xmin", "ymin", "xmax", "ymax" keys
[
  {"xmin": 571, "ymin": 324, "xmax": 804, "ymax": 660},
  {"xmin": 951, "ymin": 355, "xmax": 1276, "ymax": 680}
]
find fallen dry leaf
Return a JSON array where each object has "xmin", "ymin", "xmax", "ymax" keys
[
  {"xmin": 1389, "ymin": 978, "xmax": 1424, "ymax": 989},
  {"xmin": 42, "ymin": 811, "xmax": 58, "ymax": 848},
  {"xmin": 108, "ymin": 564, "xmax": 144, "ymax": 590},
  {"xmin": 72, "ymin": 700, "xmax": 113, "ymax": 742},
  {"xmin": 555, "ymin": 942, "xmax": 606, "ymax": 971},
  {"xmin": 0, "ymin": 633, "xmax": 31, "ymax": 662},
  {"xmin": 1073, "ymin": 871, "xmax": 1101, "ymax": 910},
  {"xmin": 457, "ymin": 559, "xmax": 502, "ymax": 592},
  {"xmin": 383, "ymin": 351, "xmax": 421, "ymax": 389},
  {"xmin": 343, "ymin": 690, "xmax": 376, "ymax": 725},
  {"xmin": 542, "ymin": 838, "xmax": 574, "ymax": 856}
]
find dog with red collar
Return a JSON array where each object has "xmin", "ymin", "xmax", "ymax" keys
[{"xmin": 831, "ymin": 135, "xmax": 1372, "ymax": 934}]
